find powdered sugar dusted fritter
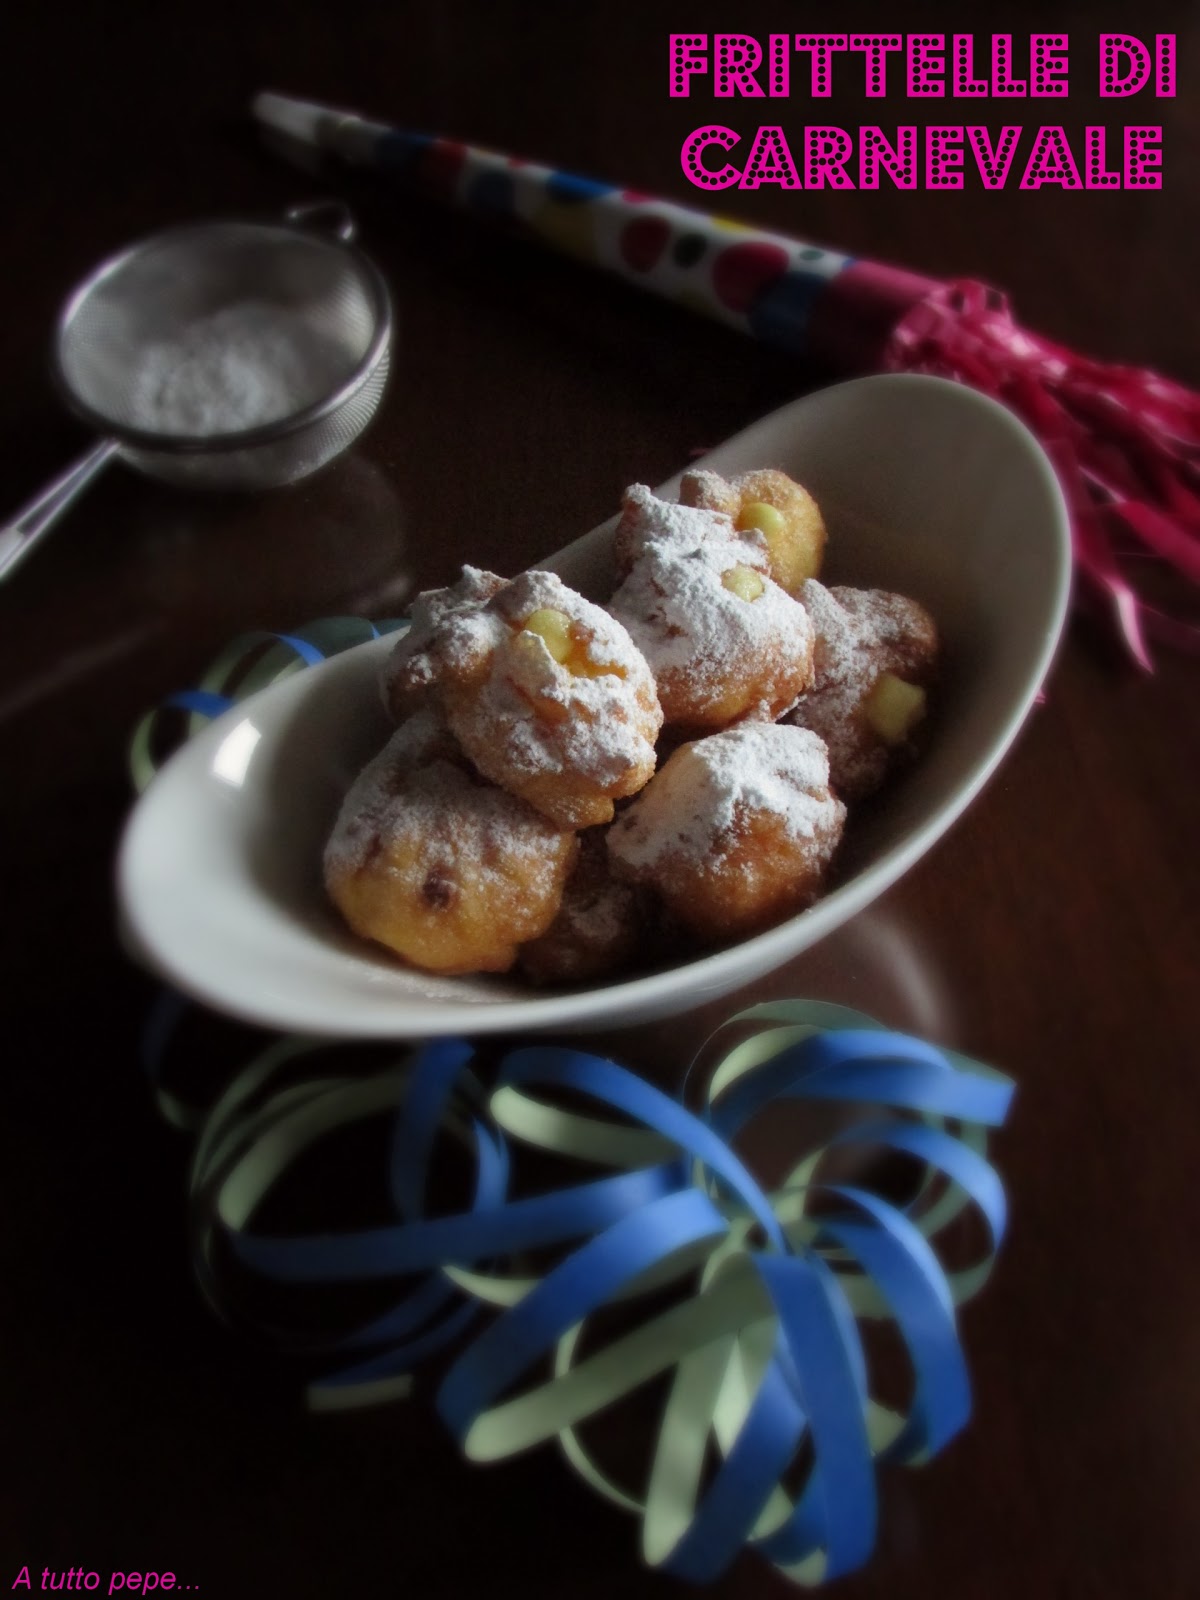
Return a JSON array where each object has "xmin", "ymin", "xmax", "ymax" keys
[
  {"xmin": 608, "ymin": 722, "xmax": 846, "ymax": 943},
  {"xmin": 518, "ymin": 826, "xmax": 645, "ymax": 986},
  {"xmin": 398, "ymin": 568, "xmax": 663, "ymax": 830},
  {"xmin": 380, "ymin": 565, "xmax": 506, "ymax": 719},
  {"xmin": 326, "ymin": 469, "xmax": 939, "ymax": 984},
  {"xmin": 325, "ymin": 710, "xmax": 577, "ymax": 976},
  {"xmin": 613, "ymin": 481, "xmax": 741, "ymax": 576},
  {"xmin": 607, "ymin": 485, "xmax": 813, "ymax": 730},
  {"xmin": 679, "ymin": 467, "xmax": 827, "ymax": 595},
  {"xmin": 786, "ymin": 581, "xmax": 939, "ymax": 800}
]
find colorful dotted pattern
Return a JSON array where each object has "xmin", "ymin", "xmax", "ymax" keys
[
  {"xmin": 536, "ymin": 199, "xmax": 599, "ymax": 261},
  {"xmin": 546, "ymin": 171, "xmax": 613, "ymax": 204},
  {"xmin": 673, "ymin": 232, "xmax": 708, "ymax": 268},
  {"xmin": 619, "ymin": 215, "xmax": 672, "ymax": 272},
  {"xmin": 418, "ymin": 140, "xmax": 468, "ymax": 196},
  {"xmin": 712, "ymin": 240, "xmax": 791, "ymax": 313},
  {"xmin": 367, "ymin": 129, "xmax": 851, "ymax": 354}
]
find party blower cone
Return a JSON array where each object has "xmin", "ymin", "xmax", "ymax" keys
[{"xmin": 253, "ymin": 91, "xmax": 1200, "ymax": 666}]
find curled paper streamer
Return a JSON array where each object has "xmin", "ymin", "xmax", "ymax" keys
[
  {"xmin": 133, "ymin": 612, "xmax": 1013, "ymax": 1583},
  {"xmin": 164, "ymin": 1001, "xmax": 1013, "ymax": 1586},
  {"xmin": 885, "ymin": 281, "xmax": 1200, "ymax": 669},
  {"xmin": 253, "ymin": 91, "xmax": 1200, "ymax": 667},
  {"xmin": 128, "ymin": 614, "xmax": 407, "ymax": 791}
]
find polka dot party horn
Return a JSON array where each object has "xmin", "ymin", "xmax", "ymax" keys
[{"xmin": 253, "ymin": 91, "xmax": 1200, "ymax": 667}]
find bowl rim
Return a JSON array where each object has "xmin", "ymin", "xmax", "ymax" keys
[{"xmin": 116, "ymin": 373, "xmax": 1072, "ymax": 1037}]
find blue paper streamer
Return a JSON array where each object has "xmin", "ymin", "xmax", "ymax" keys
[
  {"xmin": 160, "ymin": 1005, "xmax": 1013, "ymax": 1586},
  {"xmin": 130, "ymin": 615, "xmax": 408, "ymax": 792}
]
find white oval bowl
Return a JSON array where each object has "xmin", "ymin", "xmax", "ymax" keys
[{"xmin": 117, "ymin": 375, "xmax": 1070, "ymax": 1037}]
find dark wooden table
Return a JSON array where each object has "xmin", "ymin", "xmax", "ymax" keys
[{"xmin": 3, "ymin": 2, "xmax": 1199, "ymax": 1596}]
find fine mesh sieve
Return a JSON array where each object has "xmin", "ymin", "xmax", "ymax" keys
[{"xmin": 0, "ymin": 201, "xmax": 393, "ymax": 578}]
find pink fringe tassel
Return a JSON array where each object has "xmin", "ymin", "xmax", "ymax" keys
[{"xmin": 884, "ymin": 280, "xmax": 1200, "ymax": 669}]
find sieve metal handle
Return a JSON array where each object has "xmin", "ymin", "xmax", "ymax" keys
[
  {"xmin": 285, "ymin": 200, "xmax": 356, "ymax": 242},
  {"xmin": 0, "ymin": 438, "xmax": 120, "ymax": 581}
]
